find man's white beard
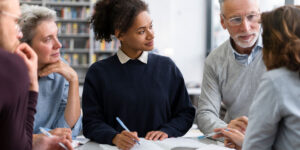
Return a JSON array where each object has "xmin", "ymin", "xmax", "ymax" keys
[{"xmin": 233, "ymin": 32, "xmax": 259, "ymax": 48}]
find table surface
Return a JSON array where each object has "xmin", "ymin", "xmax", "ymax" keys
[{"xmin": 75, "ymin": 138, "xmax": 224, "ymax": 150}]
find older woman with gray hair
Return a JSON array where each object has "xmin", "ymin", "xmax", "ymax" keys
[{"xmin": 19, "ymin": 4, "xmax": 82, "ymax": 142}]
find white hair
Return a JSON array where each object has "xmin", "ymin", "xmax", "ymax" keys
[
  {"xmin": 19, "ymin": 4, "xmax": 57, "ymax": 44},
  {"xmin": 219, "ymin": 0, "xmax": 260, "ymax": 13}
]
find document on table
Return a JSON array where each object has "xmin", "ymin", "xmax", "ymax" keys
[
  {"xmin": 196, "ymin": 144, "xmax": 234, "ymax": 150},
  {"xmin": 183, "ymin": 124, "xmax": 203, "ymax": 138},
  {"xmin": 99, "ymin": 137, "xmax": 233, "ymax": 150},
  {"xmin": 72, "ymin": 135, "xmax": 90, "ymax": 148}
]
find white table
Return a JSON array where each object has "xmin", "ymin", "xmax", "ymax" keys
[{"xmin": 75, "ymin": 138, "xmax": 225, "ymax": 150}]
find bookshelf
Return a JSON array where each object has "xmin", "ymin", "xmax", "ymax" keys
[{"xmin": 20, "ymin": 0, "xmax": 119, "ymax": 85}]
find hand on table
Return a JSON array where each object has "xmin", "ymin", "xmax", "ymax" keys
[{"xmin": 145, "ymin": 131, "xmax": 168, "ymax": 141}]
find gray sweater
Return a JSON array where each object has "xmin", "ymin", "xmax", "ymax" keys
[
  {"xmin": 196, "ymin": 39, "xmax": 266, "ymax": 134},
  {"xmin": 243, "ymin": 67, "xmax": 300, "ymax": 150}
]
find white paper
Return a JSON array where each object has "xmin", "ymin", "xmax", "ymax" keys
[
  {"xmin": 99, "ymin": 138, "xmax": 208, "ymax": 150},
  {"xmin": 196, "ymin": 144, "xmax": 234, "ymax": 150},
  {"xmin": 72, "ymin": 135, "xmax": 90, "ymax": 148}
]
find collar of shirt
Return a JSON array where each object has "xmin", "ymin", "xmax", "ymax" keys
[
  {"xmin": 117, "ymin": 49, "xmax": 148, "ymax": 64},
  {"xmin": 230, "ymin": 35, "xmax": 263, "ymax": 65}
]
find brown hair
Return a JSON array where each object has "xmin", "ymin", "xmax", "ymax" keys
[{"xmin": 261, "ymin": 5, "xmax": 300, "ymax": 77}]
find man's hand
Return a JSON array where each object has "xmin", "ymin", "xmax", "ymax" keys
[
  {"xmin": 145, "ymin": 131, "xmax": 168, "ymax": 141},
  {"xmin": 228, "ymin": 116, "xmax": 248, "ymax": 133},
  {"xmin": 33, "ymin": 135, "xmax": 73, "ymax": 150},
  {"xmin": 112, "ymin": 131, "xmax": 140, "ymax": 150},
  {"xmin": 15, "ymin": 43, "xmax": 38, "ymax": 92}
]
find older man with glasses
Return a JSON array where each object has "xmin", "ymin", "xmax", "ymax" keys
[
  {"xmin": 196, "ymin": 0, "xmax": 266, "ymax": 148},
  {"xmin": 0, "ymin": 0, "xmax": 73, "ymax": 149}
]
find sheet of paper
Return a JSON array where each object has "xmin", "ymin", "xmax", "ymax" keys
[
  {"xmin": 98, "ymin": 137, "xmax": 227, "ymax": 150},
  {"xmin": 183, "ymin": 124, "xmax": 203, "ymax": 138},
  {"xmin": 99, "ymin": 144, "xmax": 119, "ymax": 150},
  {"xmin": 196, "ymin": 144, "xmax": 234, "ymax": 150},
  {"xmin": 131, "ymin": 139, "xmax": 165, "ymax": 150},
  {"xmin": 72, "ymin": 135, "xmax": 90, "ymax": 148},
  {"xmin": 155, "ymin": 137, "xmax": 206, "ymax": 149}
]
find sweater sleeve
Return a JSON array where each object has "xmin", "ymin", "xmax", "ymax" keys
[
  {"xmin": 82, "ymin": 67, "xmax": 119, "ymax": 145},
  {"xmin": 159, "ymin": 63, "xmax": 195, "ymax": 137},
  {"xmin": 196, "ymin": 60, "xmax": 227, "ymax": 134},
  {"xmin": 243, "ymin": 74, "xmax": 281, "ymax": 150},
  {"xmin": 25, "ymin": 91, "xmax": 38, "ymax": 150}
]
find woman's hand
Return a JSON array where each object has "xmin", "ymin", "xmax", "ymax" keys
[
  {"xmin": 33, "ymin": 135, "xmax": 74, "ymax": 150},
  {"xmin": 214, "ymin": 128, "xmax": 244, "ymax": 149},
  {"xmin": 112, "ymin": 131, "xmax": 140, "ymax": 150},
  {"xmin": 39, "ymin": 60, "xmax": 78, "ymax": 83},
  {"xmin": 49, "ymin": 128, "xmax": 72, "ymax": 142},
  {"xmin": 145, "ymin": 131, "xmax": 168, "ymax": 141}
]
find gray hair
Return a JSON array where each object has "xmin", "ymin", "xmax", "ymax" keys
[
  {"xmin": 19, "ymin": 4, "xmax": 56, "ymax": 44},
  {"xmin": 219, "ymin": 0, "xmax": 260, "ymax": 13}
]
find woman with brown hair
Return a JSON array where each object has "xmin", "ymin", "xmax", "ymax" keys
[{"xmin": 214, "ymin": 5, "xmax": 300, "ymax": 150}]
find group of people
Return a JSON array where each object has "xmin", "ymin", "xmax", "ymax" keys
[{"xmin": 0, "ymin": 0, "xmax": 299, "ymax": 150}]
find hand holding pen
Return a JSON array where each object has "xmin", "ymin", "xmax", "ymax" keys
[
  {"xmin": 39, "ymin": 127, "xmax": 71, "ymax": 150},
  {"xmin": 198, "ymin": 129, "xmax": 230, "ymax": 139},
  {"xmin": 112, "ymin": 117, "xmax": 140, "ymax": 150}
]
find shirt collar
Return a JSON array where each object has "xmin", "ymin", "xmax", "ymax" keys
[
  {"xmin": 230, "ymin": 34, "xmax": 263, "ymax": 65},
  {"xmin": 117, "ymin": 48, "xmax": 148, "ymax": 64}
]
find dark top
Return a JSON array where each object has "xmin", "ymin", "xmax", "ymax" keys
[
  {"xmin": 0, "ymin": 48, "xmax": 38, "ymax": 150},
  {"xmin": 82, "ymin": 53, "xmax": 195, "ymax": 145}
]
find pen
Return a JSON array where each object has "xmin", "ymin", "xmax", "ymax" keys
[
  {"xmin": 39, "ymin": 127, "xmax": 69, "ymax": 150},
  {"xmin": 116, "ymin": 117, "xmax": 140, "ymax": 145},
  {"xmin": 198, "ymin": 129, "xmax": 229, "ymax": 139}
]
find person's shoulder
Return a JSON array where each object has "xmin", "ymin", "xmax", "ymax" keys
[
  {"xmin": 0, "ymin": 49, "xmax": 27, "ymax": 75},
  {"xmin": 0, "ymin": 49, "xmax": 28, "ymax": 91},
  {"xmin": 205, "ymin": 39, "xmax": 231, "ymax": 65},
  {"xmin": 90, "ymin": 54, "xmax": 117, "ymax": 69},
  {"xmin": 264, "ymin": 67, "xmax": 292, "ymax": 79},
  {"xmin": 149, "ymin": 53, "xmax": 174, "ymax": 65},
  {"xmin": 86, "ymin": 54, "xmax": 118, "ymax": 78},
  {"xmin": 263, "ymin": 67, "xmax": 299, "ymax": 84}
]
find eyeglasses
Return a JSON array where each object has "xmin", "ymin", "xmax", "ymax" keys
[
  {"xmin": 222, "ymin": 13, "xmax": 260, "ymax": 26},
  {"xmin": 0, "ymin": 10, "xmax": 21, "ymax": 34}
]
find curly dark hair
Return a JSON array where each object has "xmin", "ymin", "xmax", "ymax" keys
[
  {"xmin": 90, "ymin": 0, "xmax": 148, "ymax": 42},
  {"xmin": 261, "ymin": 5, "xmax": 300, "ymax": 77}
]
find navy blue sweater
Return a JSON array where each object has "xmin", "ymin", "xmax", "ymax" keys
[{"xmin": 82, "ymin": 53, "xmax": 195, "ymax": 145}]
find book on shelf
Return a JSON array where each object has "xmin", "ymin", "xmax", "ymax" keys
[
  {"xmin": 91, "ymin": 54, "xmax": 111, "ymax": 63},
  {"xmin": 60, "ymin": 38, "xmax": 89, "ymax": 49},
  {"xmin": 94, "ymin": 38, "xmax": 120, "ymax": 51},
  {"xmin": 62, "ymin": 53, "xmax": 88, "ymax": 66},
  {"xmin": 49, "ymin": 0, "xmax": 90, "ymax": 2},
  {"xmin": 53, "ymin": 6, "xmax": 90, "ymax": 20}
]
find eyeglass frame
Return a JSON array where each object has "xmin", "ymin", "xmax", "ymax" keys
[
  {"xmin": 0, "ymin": 10, "xmax": 21, "ymax": 34},
  {"xmin": 222, "ymin": 12, "xmax": 261, "ymax": 26}
]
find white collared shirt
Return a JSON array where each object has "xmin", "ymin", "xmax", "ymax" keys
[{"xmin": 117, "ymin": 49, "xmax": 148, "ymax": 64}]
